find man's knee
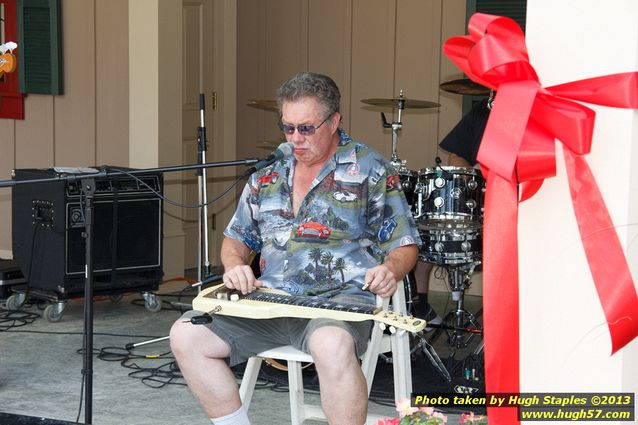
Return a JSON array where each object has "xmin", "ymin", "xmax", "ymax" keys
[
  {"xmin": 169, "ymin": 319, "xmax": 193, "ymax": 358},
  {"xmin": 308, "ymin": 326, "xmax": 357, "ymax": 368}
]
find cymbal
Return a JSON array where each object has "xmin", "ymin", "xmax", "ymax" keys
[
  {"xmin": 439, "ymin": 79, "xmax": 491, "ymax": 96},
  {"xmin": 247, "ymin": 99, "xmax": 279, "ymax": 113},
  {"xmin": 361, "ymin": 97, "xmax": 440, "ymax": 109}
]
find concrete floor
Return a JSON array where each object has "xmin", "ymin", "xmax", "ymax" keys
[{"xmin": 0, "ymin": 273, "xmax": 483, "ymax": 425}]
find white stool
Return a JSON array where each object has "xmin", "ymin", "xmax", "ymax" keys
[{"xmin": 238, "ymin": 281, "xmax": 412, "ymax": 425}]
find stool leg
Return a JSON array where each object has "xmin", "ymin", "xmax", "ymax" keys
[
  {"xmin": 390, "ymin": 281, "xmax": 413, "ymax": 401},
  {"xmin": 239, "ymin": 357, "xmax": 263, "ymax": 411},
  {"xmin": 287, "ymin": 359, "xmax": 305, "ymax": 425}
]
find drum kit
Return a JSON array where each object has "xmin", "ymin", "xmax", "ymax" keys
[
  {"xmin": 360, "ymin": 84, "xmax": 486, "ymax": 364},
  {"xmin": 247, "ymin": 78, "xmax": 488, "ymax": 362}
]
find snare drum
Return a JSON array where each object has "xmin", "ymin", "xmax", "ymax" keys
[
  {"xmin": 418, "ymin": 223, "xmax": 482, "ymax": 266},
  {"xmin": 413, "ymin": 166, "xmax": 484, "ymax": 222}
]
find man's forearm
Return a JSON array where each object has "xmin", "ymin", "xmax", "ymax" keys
[
  {"xmin": 220, "ymin": 237, "xmax": 252, "ymax": 270},
  {"xmin": 383, "ymin": 245, "xmax": 418, "ymax": 281}
]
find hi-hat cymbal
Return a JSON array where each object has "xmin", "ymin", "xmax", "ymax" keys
[
  {"xmin": 361, "ymin": 97, "xmax": 440, "ymax": 109},
  {"xmin": 247, "ymin": 99, "xmax": 279, "ymax": 113},
  {"xmin": 439, "ymin": 79, "xmax": 491, "ymax": 96}
]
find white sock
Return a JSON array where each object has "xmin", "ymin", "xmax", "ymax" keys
[{"xmin": 210, "ymin": 405, "xmax": 251, "ymax": 425}]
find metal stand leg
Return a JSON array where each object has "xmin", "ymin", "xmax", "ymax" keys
[
  {"xmin": 442, "ymin": 265, "xmax": 482, "ymax": 356},
  {"xmin": 403, "ymin": 269, "xmax": 417, "ymax": 316},
  {"xmin": 412, "ymin": 262, "xmax": 485, "ymax": 389}
]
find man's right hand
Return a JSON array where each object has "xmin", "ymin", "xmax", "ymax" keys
[{"xmin": 222, "ymin": 264, "xmax": 263, "ymax": 295}]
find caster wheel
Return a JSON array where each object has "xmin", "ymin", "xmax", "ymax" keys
[
  {"xmin": 144, "ymin": 294, "xmax": 162, "ymax": 313},
  {"xmin": 44, "ymin": 303, "xmax": 65, "ymax": 322},
  {"xmin": 5, "ymin": 293, "xmax": 25, "ymax": 311}
]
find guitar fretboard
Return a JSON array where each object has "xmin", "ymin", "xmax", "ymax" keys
[{"xmin": 243, "ymin": 291, "xmax": 379, "ymax": 315}]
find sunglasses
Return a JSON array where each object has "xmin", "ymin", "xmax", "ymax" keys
[{"xmin": 279, "ymin": 113, "xmax": 333, "ymax": 136}]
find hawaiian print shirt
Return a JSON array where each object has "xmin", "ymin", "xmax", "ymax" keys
[{"xmin": 224, "ymin": 130, "xmax": 421, "ymax": 305}]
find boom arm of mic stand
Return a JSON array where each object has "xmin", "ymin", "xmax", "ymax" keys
[
  {"xmin": 0, "ymin": 159, "xmax": 260, "ymax": 189},
  {"xmin": 0, "ymin": 158, "xmax": 259, "ymax": 424}
]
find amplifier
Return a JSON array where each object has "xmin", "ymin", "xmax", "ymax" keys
[
  {"xmin": 11, "ymin": 168, "xmax": 163, "ymax": 296},
  {"xmin": 0, "ymin": 258, "xmax": 26, "ymax": 299}
]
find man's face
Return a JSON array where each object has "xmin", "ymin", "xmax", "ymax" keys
[{"xmin": 280, "ymin": 96, "xmax": 340, "ymax": 167}]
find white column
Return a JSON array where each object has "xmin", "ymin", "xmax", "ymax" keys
[{"xmin": 520, "ymin": 0, "xmax": 638, "ymax": 410}]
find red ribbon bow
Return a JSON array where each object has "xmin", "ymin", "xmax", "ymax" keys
[{"xmin": 444, "ymin": 13, "xmax": 638, "ymax": 425}]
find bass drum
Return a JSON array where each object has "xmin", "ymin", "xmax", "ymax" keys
[
  {"xmin": 418, "ymin": 223, "xmax": 482, "ymax": 266},
  {"xmin": 413, "ymin": 166, "xmax": 485, "ymax": 223}
]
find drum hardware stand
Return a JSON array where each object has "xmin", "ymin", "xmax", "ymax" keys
[
  {"xmin": 402, "ymin": 269, "xmax": 418, "ymax": 316},
  {"xmin": 408, "ymin": 261, "xmax": 483, "ymax": 386},
  {"xmin": 412, "ymin": 332, "xmax": 453, "ymax": 384},
  {"xmin": 437, "ymin": 263, "xmax": 483, "ymax": 356},
  {"xmin": 380, "ymin": 89, "xmax": 405, "ymax": 167}
]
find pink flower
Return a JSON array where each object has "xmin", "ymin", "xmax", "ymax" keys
[
  {"xmin": 372, "ymin": 418, "xmax": 400, "ymax": 425},
  {"xmin": 419, "ymin": 406, "xmax": 435, "ymax": 416},
  {"xmin": 459, "ymin": 411, "xmax": 486, "ymax": 424},
  {"xmin": 395, "ymin": 398, "xmax": 419, "ymax": 418},
  {"xmin": 432, "ymin": 411, "xmax": 448, "ymax": 423}
]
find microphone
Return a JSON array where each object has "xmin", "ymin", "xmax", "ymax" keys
[{"xmin": 243, "ymin": 142, "xmax": 294, "ymax": 176}]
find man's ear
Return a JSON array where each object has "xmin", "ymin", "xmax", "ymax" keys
[{"xmin": 330, "ymin": 112, "xmax": 342, "ymax": 130}]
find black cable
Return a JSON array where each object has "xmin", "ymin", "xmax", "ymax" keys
[
  {"xmin": 91, "ymin": 346, "xmax": 186, "ymax": 389},
  {"xmin": 75, "ymin": 370, "xmax": 84, "ymax": 424},
  {"xmin": 11, "ymin": 221, "xmax": 41, "ymax": 311},
  {"xmin": 106, "ymin": 167, "xmax": 247, "ymax": 209},
  {"xmin": 0, "ymin": 309, "xmax": 40, "ymax": 330}
]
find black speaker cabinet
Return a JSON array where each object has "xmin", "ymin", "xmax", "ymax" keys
[{"xmin": 11, "ymin": 168, "xmax": 163, "ymax": 297}]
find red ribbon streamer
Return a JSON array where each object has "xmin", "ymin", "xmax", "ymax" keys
[{"xmin": 444, "ymin": 13, "xmax": 638, "ymax": 425}]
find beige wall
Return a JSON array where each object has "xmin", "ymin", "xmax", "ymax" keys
[
  {"xmin": 236, "ymin": 0, "xmax": 467, "ymax": 173},
  {"xmin": 0, "ymin": 0, "xmax": 129, "ymax": 258},
  {"xmin": 1, "ymin": 0, "xmax": 468, "ymax": 281}
]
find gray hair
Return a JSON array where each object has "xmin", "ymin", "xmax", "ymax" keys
[{"xmin": 276, "ymin": 72, "xmax": 341, "ymax": 117}]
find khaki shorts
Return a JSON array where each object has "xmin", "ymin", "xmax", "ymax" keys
[{"xmin": 180, "ymin": 294, "xmax": 374, "ymax": 367}]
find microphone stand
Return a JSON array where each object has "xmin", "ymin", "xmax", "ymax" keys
[
  {"xmin": 0, "ymin": 158, "xmax": 257, "ymax": 424},
  {"xmin": 197, "ymin": 93, "xmax": 211, "ymax": 281},
  {"xmin": 81, "ymin": 177, "xmax": 96, "ymax": 424}
]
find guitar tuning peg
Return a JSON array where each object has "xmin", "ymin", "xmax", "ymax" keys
[
  {"xmin": 378, "ymin": 323, "xmax": 386, "ymax": 331},
  {"xmin": 389, "ymin": 326, "xmax": 397, "ymax": 334},
  {"xmin": 230, "ymin": 293, "xmax": 239, "ymax": 302}
]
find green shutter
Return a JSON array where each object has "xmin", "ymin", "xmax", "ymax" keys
[
  {"xmin": 472, "ymin": 0, "xmax": 527, "ymax": 33},
  {"xmin": 17, "ymin": 0, "xmax": 63, "ymax": 95},
  {"xmin": 462, "ymin": 0, "xmax": 526, "ymax": 112}
]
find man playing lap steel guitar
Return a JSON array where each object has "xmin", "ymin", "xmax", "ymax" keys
[{"xmin": 170, "ymin": 72, "xmax": 421, "ymax": 425}]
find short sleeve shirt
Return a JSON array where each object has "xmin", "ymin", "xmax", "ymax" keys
[
  {"xmin": 224, "ymin": 130, "xmax": 421, "ymax": 304},
  {"xmin": 439, "ymin": 98, "xmax": 490, "ymax": 166}
]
